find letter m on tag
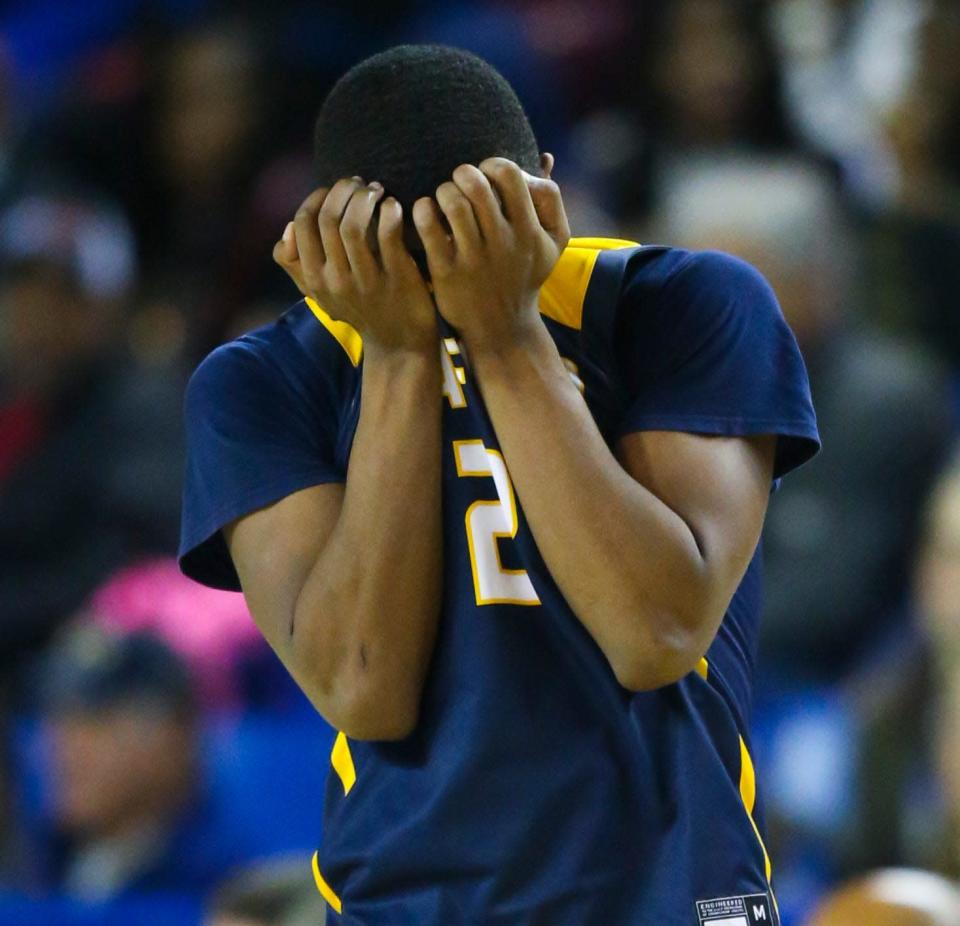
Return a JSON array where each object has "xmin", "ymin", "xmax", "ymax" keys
[{"xmin": 745, "ymin": 895, "xmax": 773, "ymax": 925}]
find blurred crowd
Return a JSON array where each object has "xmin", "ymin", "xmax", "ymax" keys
[{"xmin": 0, "ymin": 1, "xmax": 958, "ymax": 924}]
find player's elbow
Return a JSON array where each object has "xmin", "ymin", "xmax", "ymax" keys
[
  {"xmin": 315, "ymin": 675, "xmax": 422, "ymax": 741},
  {"xmin": 289, "ymin": 601, "xmax": 431, "ymax": 741},
  {"xmin": 339, "ymin": 696, "xmax": 420, "ymax": 741},
  {"xmin": 610, "ymin": 648, "xmax": 696, "ymax": 692},
  {"xmin": 309, "ymin": 645, "xmax": 425, "ymax": 741},
  {"xmin": 608, "ymin": 606, "xmax": 714, "ymax": 692}
]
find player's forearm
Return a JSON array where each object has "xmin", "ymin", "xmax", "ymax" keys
[
  {"xmin": 293, "ymin": 343, "xmax": 442, "ymax": 738},
  {"xmin": 468, "ymin": 323, "xmax": 715, "ymax": 690}
]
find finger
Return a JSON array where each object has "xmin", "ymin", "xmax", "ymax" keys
[
  {"xmin": 273, "ymin": 221, "xmax": 300, "ymax": 274},
  {"xmin": 523, "ymin": 173, "xmax": 571, "ymax": 247},
  {"xmin": 318, "ymin": 177, "xmax": 363, "ymax": 280},
  {"xmin": 480, "ymin": 157, "xmax": 538, "ymax": 234},
  {"xmin": 272, "ymin": 238, "xmax": 306, "ymax": 294},
  {"xmin": 378, "ymin": 197, "xmax": 419, "ymax": 279},
  {"xmin": 412, "ymin": 197, "xmax": 454, "ymax": 275},
  {"xmin": 340, "ymin": 181, "xmax": 385, "ymax": 281},
  {"xmin": 293, "ymin": 187, "xmax": 330, "ymax": 281},
  {"xmin": 436, "ymin": 180, "xmax": 481, "ymax": 254},
  {"xmin": 452, "ymin": 164, "xmax": 503, "ymax": 240},
  {"xmin": 272, "ymin": 223, "xmax": 298, "ymax": 269},
  {"xmin": 277, "ymin": 220, "xmax": 299, "ymax": 264}
]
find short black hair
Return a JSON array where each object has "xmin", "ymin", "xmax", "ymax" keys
[{"xmin": 314, "ymin": 45, "xmax": 541, "ymax": 211}]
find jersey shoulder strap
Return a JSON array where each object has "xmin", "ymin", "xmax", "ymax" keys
[
  {"xmin": 303, "ymin": 297, "xmax": 364, "ymax": 366},
  {"xmin": 537, "ymin": 237, "xmax": 640, "ymax": 332}
]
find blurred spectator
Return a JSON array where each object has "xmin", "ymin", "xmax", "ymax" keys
[
  {"xmin": 0, "ymin": 194, "xmax": 184, "ymax": 682},
  {"xmin": 205, "ymin": 857, "xmax": 325, "ymax": 926},
  {"xmin": 34, "ymin": 626, "xmax": 253, "ymax": 902},
  {"xmin": 861, "ymin": 0, "xmax": 960, "ymax": 367},
  {"xmin": 598, "ymin": 0, "xmax": 796, "ymax": 224},
  {"xmin": 789, "ymin": 453, "xmax": 960, "ymax": 892},
  {"xmin": 657, "ymin": 156, "xmax": 953, "ymax": 684},
  {"xmin": 880, "ymin": 0, "xmax": 960, "ymax": 217},
  {"xmin": 804, "ymin": 868, "xmax": 960, "ymax": 926},
  {"xmin": 85, "ymin": 558, "xmax": 271, "ymax": 711},
  {"xmin": 138, "ymin": 18, "xmax": 271, "ymax": 338},
  {"xmin": 640, "ymin": 0, "xmax": 790, "ymax": 148},
  {"xmin": 30, "ymin": 17, "xmax": 305, "ymax": 352},
  {"xmin": 771, "ymin": 0, "xmax": 926, "ymax": 204}
]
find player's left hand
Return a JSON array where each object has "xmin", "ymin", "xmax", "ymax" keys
[{"xmin": 414, "ymin": 157, "xmax": 570, "ymax": 353}]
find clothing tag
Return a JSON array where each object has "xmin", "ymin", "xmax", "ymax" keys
[{"xmin": 696, "ymin": 893, "xmax": 775, "ymax": 926}]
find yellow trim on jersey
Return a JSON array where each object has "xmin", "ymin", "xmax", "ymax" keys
[
  {"xmin": 739, "ymin": 736, "xmax": 757, "ymax": 816},
  {"xmin": 538, "ymin": 237, "xmax": 639, "ymax": 331},
  {"xmin": 739, "ymin": 735, "xmax": 779, "ymax": 918},
  {"xmin": 312, "ymin": 851, "xmax": 343, "ymax": 914},
  {"xmin": 696, "ymin": 660, "xmax": 777, "ymax": 913},
  {"xmin": 305, "ymin": 297, "xmax": 363, "ymax": 366},
  {"xmin": 331, "ymin": 731, "xmax": 357, "ymax": 795}
]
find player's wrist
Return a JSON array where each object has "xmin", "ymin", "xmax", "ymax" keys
[
  {"xmin": 362, "ymin": 314, "xmax": 438, "ymax": 358},
  {"xmin": 461, "ymin": 310, "xmax": 550, "ymax": 365},
  {"xmin": 363, "ymin": 335, "xmax": 440, "ymax": 371}
]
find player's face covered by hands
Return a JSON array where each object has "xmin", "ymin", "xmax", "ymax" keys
[
  {"xmin": 273, "ymin": 179, "xmax": 437, "ymax": 353},
  {"xmin": 413, "ymin": 158, "xmax": 571, "ymax": 352}
]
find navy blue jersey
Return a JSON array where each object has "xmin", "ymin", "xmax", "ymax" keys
[{"xmin": 180, "ymin": 240, "xmax": 819, "ymax": 925}]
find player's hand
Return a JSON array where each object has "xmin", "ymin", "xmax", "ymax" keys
[
  {"xmin": 274, "ymin": 179, "xmax": 437, "ymax": 353},
  {"xmin": 414, "ymin": 157, "xmax": 570, "ymax": 353}
]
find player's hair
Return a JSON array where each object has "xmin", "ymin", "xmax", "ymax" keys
[{"xmin": 314, "ymin": 45, "xmax": 542, "ymax": 211}]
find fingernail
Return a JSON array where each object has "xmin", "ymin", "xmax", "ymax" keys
[
  {"xmin": 352, "ymin": 175, "xmax": 363, "ymax": 182},
  {"xmin": 282, "ymin": 221, "xmax": 294, "ymax": 243},
  {"xmin": 369, "ymin": 181, "xmax": 382, "ymax": 192}
]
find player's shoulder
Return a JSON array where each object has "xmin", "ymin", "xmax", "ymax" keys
[
  {"xmin": 187, "ymin": 321, "xmax": 277, "ymax": 401},
  {"xmin": 609, "ymin": 246, "xmax": 782, "ymax": 350},
  {"xmin": 186, "ymin": 298, "xmax": 358, "ymax": 412},
  {"xmin": 617, "ymin": 246, "xmax": 775, "ymax": 309},
  {"xmin": 570, "ymin": 241, "xmax": 778, "ymax": 359}
]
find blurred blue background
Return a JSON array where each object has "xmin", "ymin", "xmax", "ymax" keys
[{"xmin": 0, "ymin": 1, "xmax": 959, "ymax": 924}]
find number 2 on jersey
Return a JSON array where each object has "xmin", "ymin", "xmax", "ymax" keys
[{"xmin": 453, "ymin": 440, "xmax": 541, "ymax": 607}]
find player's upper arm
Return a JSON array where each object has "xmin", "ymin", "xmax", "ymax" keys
[
  {"xmin": 223, "ymin": 483, "xmax": 344, "ymax": 664},
  {"xmin": 610, "ymin": 250, "xmax": 820, "ymax": 670},
  {"xmin": 178, "ymin": 333, "xmax": 345, "ymax": 591},
  {"xmin": 616, "ymin": 429, "xmax": 775, "ymax": 656},
  {"xmin": 177, "ymin": 330, "xmax": 354, "ymax": 709}
]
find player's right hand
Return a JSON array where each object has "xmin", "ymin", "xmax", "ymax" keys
[{"xmin": 273, "ymin": 179, "xmax": 437, "ymax": 353}]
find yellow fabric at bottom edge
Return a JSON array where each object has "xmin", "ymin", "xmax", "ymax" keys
[{"xmin": 312, "ymin": 851, "xmax": 343, "ymax": 915}]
